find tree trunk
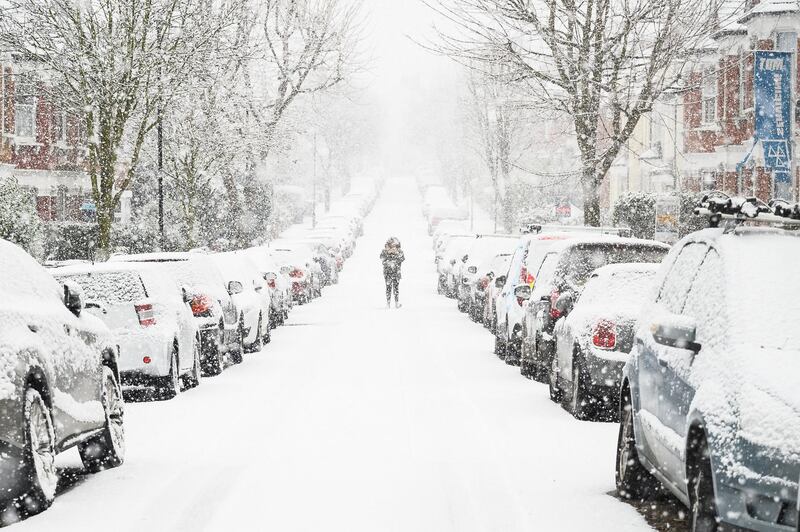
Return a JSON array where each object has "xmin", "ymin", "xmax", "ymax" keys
[{"xmin": 581, "ymin": 168, "xmax": 601, "ymax": 227}]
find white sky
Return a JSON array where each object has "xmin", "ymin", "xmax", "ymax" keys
[{"xmin": 360, "ymin": 0, "xmax": 462, "ymax": 174}]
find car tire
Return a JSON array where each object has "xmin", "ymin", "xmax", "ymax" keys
[
  {"xmin": 616, "ymin": 387, "xmax": 658, "ymax": 501},
  {"xmin": 494, "ymin": 325, "xmax": 507, "ymax": 359},
  {"xmin": 14, "ymin": 388, "xmax": 58, "ymax": 515},
  {"xmin": 520, "ymin": 340, "xmax": 532, "ymax": 379},
  {"xmin": 181, "ymin": 338, "xmax": 202, "ymax": 390},
  {"xmin": 689, "ymin": 436, "xmax": 719, "ymax": 532},
  {"xmin": 230, "ymin": 318, "xmax": 245, "ymax": 365},
  {"xmin": 531, "ymin": 333, "xmax": 548, "ymax": 383},
  {"xmin": 158, "ymin": 347, "xmax": 181, "ymax": 400},
  {"xmin": 568, "ymin": 355, "xmax": 592, "ymax": 420},
  {"xmin": 201, "ymin": 326, "xmax": 224, "ymax": 377},
  {"xmin": 78, "ymin": 366, "xmax": 125, "ymax": 473},
  {"xmin": 263, "ymin": 315, "xmax": 272, "ymax": 344},
  {"xmin": 246, "ymin": 314, "xmax": 264, "ymax": 353},
  {"xmin": 548, "ymin": 354, "xmax": 563, "ymax": 403}
]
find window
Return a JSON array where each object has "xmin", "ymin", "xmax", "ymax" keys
[
  {"xmin": 701, "ymin": 69, "xmax": 716, "ymax": 125},
  {"xmin": 54, "ymin": 111, "xmax": 68, "ymax": 143},
  {"xmin": 681, "ymin": 250, "xmax": 726, "ymax": 350},
  {"xmin": 14, "ymin": 74, "xmax": 36, "ymax": 140},
  {"xmin": 656, "ymin": 243, "xmax": 708, "ymax": 314},
  {"xmin": 738, "ymin": 54, "xmax": 748, "ymax": 114},
  {"xmin": 776, "ymin": 32, "xmax": 797, "ymax": 53}
]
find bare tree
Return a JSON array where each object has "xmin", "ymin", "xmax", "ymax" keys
[
  {"xmin": 0, "ymin": 0, "xmax": 245, "ymax": 252},
  {"xmin": 428, "ymin": 0, "xmax": 717, "ymax": 225}
]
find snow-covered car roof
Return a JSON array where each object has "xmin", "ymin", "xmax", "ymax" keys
[
  {"xmin": 0, "ymin": 239, "xmax": 65, "ymax": 305},
  {"xmin": 589, "ymin": 262, "xmax": 662, "ymax": 279},
  {"xmin": 109, "ymin": 252, "xmax": 199, "ymax": 262}
]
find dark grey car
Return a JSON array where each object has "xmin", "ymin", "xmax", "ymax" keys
[{"xmin": 0, "ymin": 239, "xmax": 125, "ymax": 516}]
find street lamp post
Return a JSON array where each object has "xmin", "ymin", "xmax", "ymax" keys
[
  {"xmin": 312, "ymin": 131, "xmax": 317, "ymax": 229},
  {"xmin": 157, "ymin": 108, "xmax": 165, "ymax": 249}
]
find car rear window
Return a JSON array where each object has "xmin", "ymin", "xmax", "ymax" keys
[
  {"xmin": 558, "ymin": 244, "xmax": 666, "ymax": 289},
  {"xmin": 59, "ymin": 271, "xmax": 147, "ymax": 304},
  {"xmin": 579, "ymin": 270, "xmax": 656, "ymax": 306}
]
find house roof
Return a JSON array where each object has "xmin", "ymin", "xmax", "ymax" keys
[{"xmin": 738, "ymin": 0, "xmax": 799, "ymax": 24}]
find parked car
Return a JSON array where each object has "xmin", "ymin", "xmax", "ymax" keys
[
  {"xmin": 241, "ymin": 247, "xmax": 292, "ymax": 327},
  {"xmin": 548, "ymin": 263, "xmax": 659, "ymax": 420},
  {"xmin": 0, "ymin": 240, "xmax": 125, "ymax": 514},
  {"xmin": 268, "ymin": 247, "xmax": 319, "ymax": 303},
  {"xmin": 616, "ymin": 227, "xmax": 799, "ymax": 531},
  {"xmin": 109, "ymin": 252, "xmax": 240, "ymax": 376},
  {"xmin": 54, "ymin": 262, "xmax": 202, "ymax": 399},
  {"xmin": 494, "ymin": 232, "xmax": 579, "ymax": 363},
  {"xmin": 480, "ymin": 253, "xmax": 513, "ymax": 328},
  {"xmin": 518, "ymin": 237, "xmax": 669, "ymax": 379},
  {"xmin": 210, "ymin": 253, "xmax": 271, "ymax": 355},
  {"xmin": 455, "ymin": 235, "xmax": 517, "ymax": 315},
  {"xmin": 437, "ymin": 235, "xmax": 475, "ymax": 297},
  {"xmin": 432, "ymin": 219, "xmax": 469, "ymax": 250}
]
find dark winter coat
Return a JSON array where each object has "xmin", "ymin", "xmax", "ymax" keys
[{"xmin": 380, "ymin": 248, "xmax": 405, "ymax": 280}]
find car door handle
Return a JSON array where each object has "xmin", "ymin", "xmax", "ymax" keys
[{"xmin": 657, "ymin": 358, "xmax": 669, "ymax": 367}]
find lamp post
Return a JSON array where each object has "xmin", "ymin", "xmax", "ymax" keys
[
  {"xmin": 157, "ymin": 108, "xmax": 164, "ymax": 249},
  {"xmin": 312, "ymin": 130, "xmax": 317, "ymax": 229}
]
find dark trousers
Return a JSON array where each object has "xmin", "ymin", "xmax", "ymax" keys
[{"xmin": 385, "ymin": 276, "xmax": 399, "ymax": 303}]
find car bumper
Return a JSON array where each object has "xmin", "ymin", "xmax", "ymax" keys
[
  {"xmin": 583, "ymin": 345, "xmax": 629, "ymax": 389},
  {"xmin": 715, "ymin": 473, "xmax": 798, "ymax": 531}
]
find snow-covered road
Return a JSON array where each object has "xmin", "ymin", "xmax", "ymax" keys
[{"xmin": 16, "ymin": 178, "xmax": 653, "ymax": 531}]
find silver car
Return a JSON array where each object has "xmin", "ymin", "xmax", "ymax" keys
[{"xmin": 0, "ymin": 239, "xmax": 125, "ymax": 516}]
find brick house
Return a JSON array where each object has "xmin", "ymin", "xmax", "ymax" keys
[
  {"xmin": 0, "ymin": 55, "xmax": 131, "ymax": 223},
  {"xmin": 606, "ymin": 0, "xmax": 800, "ymax": 210},
  {"xmin": 681, "ymin": 0, "xmax": 799, "ymax": 200}
]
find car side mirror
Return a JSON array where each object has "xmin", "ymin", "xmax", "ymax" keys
[
  {"xmin": 227, "ymin": 280, "xmax": 244, "ymax": 295},
  {"xmin": 651, "ymin": 315, "xmax": 701, "ymax": 354},
  {"xmin": 264, "ymin": 272, "xmax": 277, "ymax": 282},
  {"xmin": 63, "ymin": 281, "xmax": 84, "ymax": 316},
  {"xmin": 514, "ymin": 284, "xmax": 532, "ymax": 301},
  {"xmin": 450, "ymin": 259, "xmax": 456, "ymax": 266},
  {"xmin": 462, "ymin": 254, "xmax": 469, "ymax": 263},
  {"xmin": 85, "ymin": 300, "xmax": 108, "ymax": 314},
  {"xmin": 181, "ymin": 286, "xmax": 192, "ymax": 304},
  {"xmin": 495, "ymin": 275, "xmax": 506, "ymax": 289},
  {"xmin": 554, "ymin": 292, "xmax": 574, "ymax": 316}
]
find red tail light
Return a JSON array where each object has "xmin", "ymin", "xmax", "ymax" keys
[
  {"xmin": 135, "ymin": 302, "xmax": 156, "ymax": 327},
  {"xmin": 190, "ymin": 294, "xmax": 213, "ymax": 317},
  {"xmin": 549, "ymin": 289, "xmax": 561, "ymax": 319},
  {"xmin": 592, "ymin": 320, "xmax": 617, "ymax": 349},
  {"xmin": 289, "ymin": 268, "xmax": 304, "ymax": 278},
  {"xmin": 479, "ymin": 276, "xmax": 490, "ymax": 290},
  {"xmin": 267, "ymin": 279, "xmax": 276, "ymax": 289},
  {"xmin": 520, "ymin": 266, "xmax": 535, "ymax": 286}
]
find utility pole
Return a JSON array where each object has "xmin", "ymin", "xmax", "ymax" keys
[{"xmin": 312, "ymin": 131, "xmax": 317, "ymax": 229}]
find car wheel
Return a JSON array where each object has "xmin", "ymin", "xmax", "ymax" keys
[
  {"xmin": 246, "ymin": 314, "xmax": 264, "ymax": 353},
  {"xmin": 568, "ymin": 355, "xmax": 592, "ymax": 420},
  {"xmin": 158, "ymin": 346, "xmax": 181, "ymax": 400},
  {"xmin": 520, "ymin": 340, "xmax": 532, "ymax": 378},
  {"xmin": 548, "ymin": 354, "xmax": 563, "ymax": 403},
  {"xmin": 78, "ymin": 366, "xmax": 125, "ymax": 473},
  {"xmin": 689, "ymin": 436, "xmax": 719, "ymax": 532},
  {"xmin": 494, "ymin": 325, "xmax": 507, "ymax": 359},
  {"xmin": 15, "ymin": 388, "xmax": 57, "ymax": 514},
  {"xmin": 616, "ymin": 387, "xmax": 658, "ymax": 501},
  {"xmin": 531, "ymin": 333, "xmax": 548, "ymax": 383},
  {"xmin": 181, "ymin": 338, "xmax": 202, "ymax": 390},
  {"xmin": 201, "ymin": 326, "xmax": 224, "ymax": 377},
  {"xmin": 263, "ymin": 315, "xmax": 272, "ymax": 344},
  {"xmin": 230, "ymin": 317, "xmax": 245, "ymax": 365}
]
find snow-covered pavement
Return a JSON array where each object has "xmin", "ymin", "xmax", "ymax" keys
[{"xmin": 16, "ymin": 178, "xmax": 652, "ymax": 531}]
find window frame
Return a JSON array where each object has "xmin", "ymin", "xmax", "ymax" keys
[{"xmin": 701, "ymin": 68, "xmax": 717, "ymax": 125}]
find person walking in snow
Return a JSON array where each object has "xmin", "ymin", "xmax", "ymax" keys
[{"xmin": 380, "ymin": 237, "xmax": 405, "ymax": 308}]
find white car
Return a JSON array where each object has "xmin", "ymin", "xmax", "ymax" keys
[
  {"xmin": 0, "ymin": 240, "xmax": 125, "ymax": 513},
  {"xmin": 54, "ymin": 263, "xmax": 202, "ymax": 400},
  {"xmin": 242, "ymin": 247, "xmax": 292, "ymax": 327},
  {"xmin": 437, "ymin": 234, "xmax": 475, "ymax": 296},
  {"xmin": 211, "ymin": 252, "xmax": 272, "ymax": 354},
  {"xmin": 455, "ymin": 235, "xmax": 518, "ymax": 313}
]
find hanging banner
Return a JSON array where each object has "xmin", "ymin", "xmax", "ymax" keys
[{"xmin": 754, "ymin": 51, "xmax": 793, "ymax": 185}]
